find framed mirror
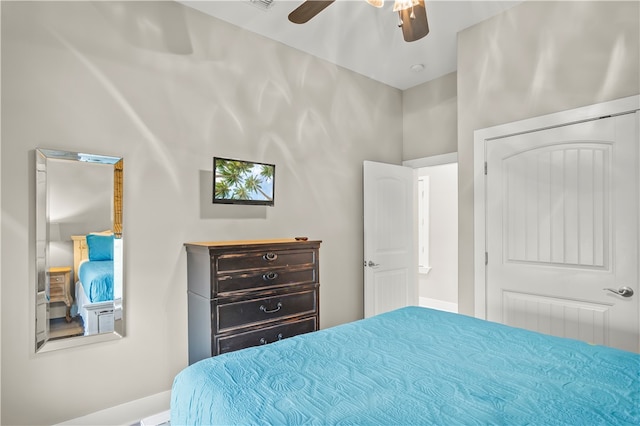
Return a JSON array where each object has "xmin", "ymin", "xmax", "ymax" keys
[{"xmin": 35, "ymin": 148, "xmax": 124, "ymax": 353}]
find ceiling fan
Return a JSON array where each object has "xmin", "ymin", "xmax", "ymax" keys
[{"xmin": 288, "ymin": 0, "xmax": 429, "ymax": 42}]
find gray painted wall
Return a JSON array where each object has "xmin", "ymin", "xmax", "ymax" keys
[
  {"xmin": 0, "ymin": 2, "xmax": 401, "ymax": 424},
  {"xmin": 402, "ymin": 71, "xmax": 457, "ymax": 160}
]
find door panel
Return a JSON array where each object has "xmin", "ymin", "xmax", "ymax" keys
[
  {"xmin": 363, "ymin": 161, "xmax": 415, "ymax": 318},
  {"xmin": 371, "ymin": 269, "xmax": 409, "ymax": 315},
  {"xmin": 486, "ymin": 114, "xmax": 638, "ymax": 352},
  {"xmin": 502, "ymin": 291, "xmax": 611, "ymax": 346},
  {"xmin": 503, "ymin": 142, "xmax": 610, "ymax": 268}
]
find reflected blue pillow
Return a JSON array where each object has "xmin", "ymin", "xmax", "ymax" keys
[{"xmin": 86, "ymin": 234, "xmax": 114, "ymax": 261}]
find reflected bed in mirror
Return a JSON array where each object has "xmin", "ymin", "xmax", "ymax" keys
[{"xmin": 35, "ymin": 148, "xmax": 124, "ymax": 353}]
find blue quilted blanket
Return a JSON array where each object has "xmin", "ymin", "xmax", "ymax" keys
[
  {"xmin": 78, "ymin": 260, "xmax": 113, "ymax": 303},
  {"xmin": 171, "ymin": 306, "xmax": 640, "ymax": 425}
]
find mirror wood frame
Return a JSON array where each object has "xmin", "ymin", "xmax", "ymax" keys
[{"xmin": 35, "ymin": 148, "xmax": 125, "ymax": 353}]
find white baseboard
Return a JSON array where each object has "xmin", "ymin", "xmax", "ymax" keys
[
  {"xmin": 419, "ymin": 297, "xmax": 458, "ymax": 314},
  {"xmin": 55, "ymin": 390, "xmax": 171, "ymax": 426}
]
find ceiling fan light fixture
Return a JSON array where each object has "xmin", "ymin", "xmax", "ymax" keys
[
  {"xmin": 366, "ymin": 0, "xmax": 385, "ymax": 7},
  {"xmin": 393, "ymin": 0, "xmax": 420, "ymax": 12},
  {"xmin": 248, "ymin": 0, "xmax": 275, "ymax": 11}
]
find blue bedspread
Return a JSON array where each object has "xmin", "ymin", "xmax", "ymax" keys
[
  {"xmin": 78, "ymin": 260, "xmax": 113, "ymax": 303},
  {"xmin": 171, "ymin": 306, "xmax": 640, "ymax": 425}
]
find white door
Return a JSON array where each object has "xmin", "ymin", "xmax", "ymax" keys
[
  {"xmin": 363, "ymin": 161, "xmax": 416, "ymax": 318},
  {"xmin": 486, "ymin": 113, "xmax": 639, "ymax": 352}
]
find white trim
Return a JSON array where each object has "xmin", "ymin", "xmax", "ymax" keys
[
  {"xmin": 417, "ymin": 176, "xmax": 430, "ymax": 272},
  {"xmin": 419, "ymin": 297, "xmax": 458, "ymax": 314},
  {"xmin": 403, "ymin": 152, "xmax": 457, "ymax": 168},
  {"xmin": 55, "ymin": 390, "xmax": 171, "ymax": 426},
  {"xmin": 473, "ymin": 95, "xmax": 640, "ymax": 320}
]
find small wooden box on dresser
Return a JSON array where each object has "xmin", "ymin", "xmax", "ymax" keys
[{"xmin": 184, "ymin": 239, "xmax": 321, "ymax": 364}]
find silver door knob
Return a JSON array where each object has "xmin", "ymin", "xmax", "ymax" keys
[
  {"xmin": 603, "ymin": 286, "xmax": 634, "ymax": 297},
  {"xmin": 366, "ymin": 261, "xmax": 380, "ymax": 268}
]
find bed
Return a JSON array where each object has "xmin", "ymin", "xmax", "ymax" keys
[
  {"xmin": 171, "ymin": 306, "xmax": 639, "ymax": 425},
  {"xmin": 71, "ymin": 231, "xmax": 115, "ymax": 335}
]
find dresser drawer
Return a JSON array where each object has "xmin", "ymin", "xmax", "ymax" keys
[
  {"xmin": 50, "ymin": 274, "xmax": 65, "ymax": 284},
  {"xmin": 49, "ymin": 286, "xmax": 64, "ymax": 299},
  {"xmin": 217, "ymin": 289, "xmax": 317, "ymax": 332},
  {"xmin": 216, "ymin": 316, "xmax": 317, "ymax": 355},
  {"xmin": 216, "ymin": 249, "xmax": 316, "ymax": 273},
  {"xmin": 217, "ymin": 268, "xmax": 316, "ymax": 295}
]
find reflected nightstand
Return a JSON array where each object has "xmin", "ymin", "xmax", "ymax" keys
[{"xmin": 50, "ymin": 266, "xmax": 72, "ymax": 322}]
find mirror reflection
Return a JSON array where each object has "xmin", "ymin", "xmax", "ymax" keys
[{"xmin": 35, "ymin": 148, "xmax": 124, "ymax": 352}]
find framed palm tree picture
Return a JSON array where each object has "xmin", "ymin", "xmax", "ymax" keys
[{"xmin": 213, "ymin": 157, "xmax": 275, "ymax": 206}]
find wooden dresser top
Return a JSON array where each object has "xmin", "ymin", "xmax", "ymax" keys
[{"xmin": 185, "ymin": 239, "xmax": 321, "ymax": 248}]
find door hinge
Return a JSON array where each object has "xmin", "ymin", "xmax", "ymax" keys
[
  {"xmin": 485, "ymin": 252, "xmax": 488, "ymax": 265},
  {"xmin": 484, "ymin": 161, "xmax": 487, "ymax": 175}
]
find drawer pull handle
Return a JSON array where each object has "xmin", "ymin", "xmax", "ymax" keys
[
  {"xmin": 263, "ymin": 252, "xmax": 278, "ymax": 262},
  {"xmin": 262, "ymin": 272, "xmax": 279, "ymax": 281},
  {"xmin": 259, "ymin": 333, "xmax": 284, "ymax": 345},
  {"xmin": 260, "ymin": 302, "xmax": 282, "ymax": 314}
]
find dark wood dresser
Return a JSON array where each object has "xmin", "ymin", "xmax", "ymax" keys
[{"xmin": 184, "ymin": 239, "xmax": 321, "ymax": 364}]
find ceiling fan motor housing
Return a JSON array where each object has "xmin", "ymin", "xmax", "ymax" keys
[{"xmin": 288, "ymin": 0, "xmax": 429, "ymax": 42}]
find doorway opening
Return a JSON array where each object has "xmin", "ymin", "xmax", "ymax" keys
[{"xmin": 404, "ymin": 154, "xmax": 458, "ymax": 313}]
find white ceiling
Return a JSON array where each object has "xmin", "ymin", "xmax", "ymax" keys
[{"xmin": 179, "ymin": 0, "xmax": 522, "ymax": 90}]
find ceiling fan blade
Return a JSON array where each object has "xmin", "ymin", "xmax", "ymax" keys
[
  {"xmin": 399, "ymin": 0, "xmax": 429, "ymax": 42},
  {"xmin": 288, "ymin": 0, "xmax": 335, "ymax": 24}
]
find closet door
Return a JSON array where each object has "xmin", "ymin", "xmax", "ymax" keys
[{"xmin": 485, "ymin": 113, "xmax": 639, "ymax": 353}]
